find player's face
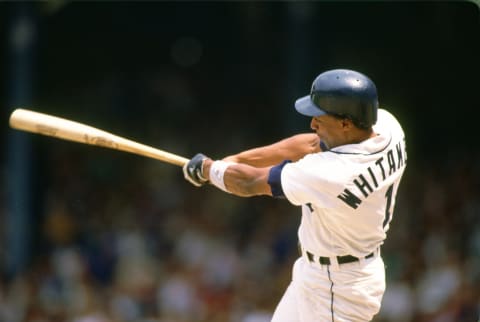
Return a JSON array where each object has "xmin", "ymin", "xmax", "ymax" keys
[{"xmin": 310, "ymin": 114, "xmax": 347, "ymax": 149}]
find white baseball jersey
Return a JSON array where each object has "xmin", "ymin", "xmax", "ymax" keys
[{"xmin": 280, "ymin": 108, "xmax": 407, "ymax": 257}]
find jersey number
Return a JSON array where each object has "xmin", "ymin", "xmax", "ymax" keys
[{"xmin": 383, "ymin": 184, "xmax": 394, "ymax": 229}]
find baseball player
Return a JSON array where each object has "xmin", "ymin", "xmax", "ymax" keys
[{"xmin": 183, "ymin": 69, "xmax": 407, "ymax": 321}]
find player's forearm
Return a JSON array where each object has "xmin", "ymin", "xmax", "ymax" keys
[
  {"xmin": 223, "ymin": 133, "xmax": 320, "ymax": 167},
  {"xmin": 203, "ymin": 159, "xmax": 272, "ymax": 197}
]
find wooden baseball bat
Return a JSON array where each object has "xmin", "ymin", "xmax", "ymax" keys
[{"xmin": 9, "ymin": 108, "xmax": 189, "ymax": 167}]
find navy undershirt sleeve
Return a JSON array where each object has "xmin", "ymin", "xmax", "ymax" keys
[{"xmin": 268, "ymin": 160, "xmax": 291, "ymax": 198}]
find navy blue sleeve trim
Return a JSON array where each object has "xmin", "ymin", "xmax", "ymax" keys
[
  {"xmin": 268, "ymin": 160, "xmax": 291, "ymax": 198},
  {"xmin": 320, "ymin": 140, "xmax": 329, "ymax": 151}
]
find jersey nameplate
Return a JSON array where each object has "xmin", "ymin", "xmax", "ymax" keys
[{"xmin": 337, "ymin": 138, "xmax": 407, "ymax": 209}]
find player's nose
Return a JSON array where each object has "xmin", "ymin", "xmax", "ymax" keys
[{"xmin": 310, "ymin": 118, "xmax": 319, "ymax": 131}]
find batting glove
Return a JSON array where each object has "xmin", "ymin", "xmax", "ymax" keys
[{"xmin": 183, "ymin": 153, "xmax": 209, "ymax": 187}]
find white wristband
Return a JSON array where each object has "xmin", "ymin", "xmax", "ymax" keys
[{"xmin": 209, "ymin": 160, "xmax": 235, "ymax": 193}]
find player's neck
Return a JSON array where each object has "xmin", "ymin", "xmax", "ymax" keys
[{"xmin": 350, "ymin": 128, "xmax": 375, "ymax": 145}]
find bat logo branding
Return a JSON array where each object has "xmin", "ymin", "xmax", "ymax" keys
[
  {"xmin": 84, "ymin": 134, "xmax": 119, "ymax": 149},
  {"xmin": 36, "ymin": 125, "xmax": 58, "ymax": 136}
]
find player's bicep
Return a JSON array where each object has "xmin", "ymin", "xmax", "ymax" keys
[{"xmin": 277, "ymin": 133, "xmax": 321, "ymax": 161}]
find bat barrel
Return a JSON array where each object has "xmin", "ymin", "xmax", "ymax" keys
[{"xmin": 9, "ymin": 108, "xmax": 189, "ymax": 167}]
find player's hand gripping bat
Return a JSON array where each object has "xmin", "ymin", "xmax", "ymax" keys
[{"xmin": 9, "ymin": 108, "xmax": 189, "ymax": 166}]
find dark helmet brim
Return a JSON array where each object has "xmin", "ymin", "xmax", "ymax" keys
[{"xmin": 294, "ymin": 95, "xmax": 327, "ymax": 117}]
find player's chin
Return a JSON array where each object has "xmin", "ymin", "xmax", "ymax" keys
[{"xmin": 316, "ymin": 133, "xmax": 326, "ymax": 142}]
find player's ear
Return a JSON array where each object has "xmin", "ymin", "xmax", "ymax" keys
[{"xmin": 340, "ymin": 118, "xmax": 353, "ymax": 130}]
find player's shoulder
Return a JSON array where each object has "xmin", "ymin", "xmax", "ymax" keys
[
  {"xmin": 376, "ymin": 108, "xmax": 404, "ymax": 133},
  {"xmin": 378, "ymin": 108, "xmax": 397, "ymax": 122}
]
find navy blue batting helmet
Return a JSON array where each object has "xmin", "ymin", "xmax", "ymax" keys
[{"xmin": 295, "ymin": 69, "xmax": 378, "ymax": 129}]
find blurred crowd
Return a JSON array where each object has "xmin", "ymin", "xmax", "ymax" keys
[{"xmin": 1, "ymin": 142, "xmax": 479, "ymax": 322}]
